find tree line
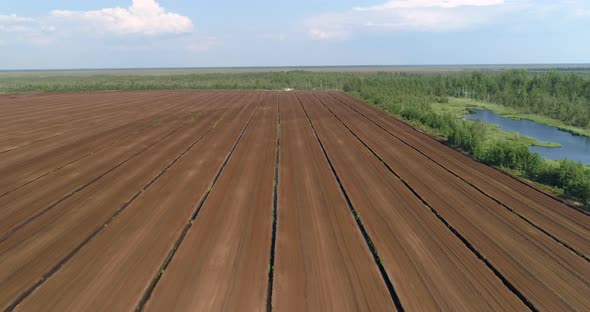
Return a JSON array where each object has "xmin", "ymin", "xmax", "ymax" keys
[
  {"xmin": 345, "ymin": 70, "xmax": 590, "ymax": 129},
  {"xmin": 2, "ymin": 69, "xmax": 589, "ymax": 207},
  {"xmin": 345, "ymin": 72, "xmax": 590, "ymax": 207}
]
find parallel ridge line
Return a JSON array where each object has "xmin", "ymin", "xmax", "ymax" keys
[
  {"xmin": 0, "ymin": 93, "xmax": 175, "ymax": 155},
  {"xmin": 328, "ymin": 93, "xmax": 590, "ymax": 263},
  {"xmin": 3, "ymin": 97, "xmax": 232, "ymax": 312},
  {"xmin": 331, "ymin": 92, "xmax": 590, "ymax": 217},
  {"xmin": 0, "ymin": 120, "xmax": 192, "ymax": 243},
  {"xmin": 135, "ymin": 93, "xmax": 264, "ymax": 312},
  {"xmin": 0, "ymin": 92, "xmax": 177, "ymax": 137},
  {"xmin": 296, "ymin": 93, "xmax": 405, "ymax": 312},
  {"xmin": 0, "ymin": 92, "xmax": 218, "ymax": 198},
  {"xmin": 1, "ymin": 93, "xmax": 223, "ymax": 240},
  {"xmin": 0, "ymin": 133, "xmax": 64, "ymax": 156},
  {"xmin": 0, "ymin": 121, "xmax": 146, "ymax": 198},
  {"xmin": 315, "ymin": 93, "xmax": 537, "ymax": 312}
]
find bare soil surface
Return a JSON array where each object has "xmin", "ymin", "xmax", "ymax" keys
[
  {"xmin": 1, "ymin": 91, "xmax": 588, "ymax": 311},
  {"xmin": 271, "ymin": 92, "xmax": 393, "ymax": 311},
  {"xmin": 321, "ymin": 92, "xmax": 590, "ymax": 311},
  {"xmin": 145, "ymin": 92, "xmax": 277, "ymax": 312},
  {"xmin": 298, "ymin": 92, "xmax": 526, "ymax": 311}
]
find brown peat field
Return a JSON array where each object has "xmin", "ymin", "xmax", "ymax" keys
[{"xmin": 0, "ymin": 90, "xmax": 589, "ymax": 312}]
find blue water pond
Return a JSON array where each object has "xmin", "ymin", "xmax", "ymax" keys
[{"xmin": 464, "ymin": 109, "xmax": 590, "ymax": 165}]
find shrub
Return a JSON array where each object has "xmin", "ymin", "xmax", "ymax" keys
[
  {"xmin": 448, "ymin": 120, "xmax": 485, "ymax": 155},
  {"xmin": 479, "ymin": 141, "xmax": 542, "ymax": 176},
  {"xmin": 556, "ymin": 160, "xmax": 590, "ymax": 205}
]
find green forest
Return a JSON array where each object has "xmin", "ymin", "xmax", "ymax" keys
[
  {"xmin": 344, "ymin": 71, "xmax": 590, "ymax": 208},
  {"xmin": 2, "ymin": 69, "xmax": 589, "ymax": 207}
]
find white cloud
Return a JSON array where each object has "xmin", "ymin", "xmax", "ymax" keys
[
  {"xmin": 0, "ymin": 14, "xmax": 34, "ymax": 23},
  {"xmin": 356, "ymin": 0, "xmax": 504, "ymax": 10},
  {"xmin": 0, "ymin": 14, "xmax": 36, "ymax": 32},
  {"xmin": 1, "ymin": 1, "xmax": 196, "ymax": 50},
  {"xmin": 305, "ymin": 0, "xmax": 512, "ymax": 39},
  {"xmin": 50, "ymin": 0, "xmax": 193, "ymax": 35},
  {"xmin": 0, "ymin": 14, "xmax": 56, "ymax": 46}
]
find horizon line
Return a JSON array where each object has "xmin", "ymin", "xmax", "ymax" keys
[{"xmin": 2, "ymin": 63, "xmax": 590, "ymax": 72}]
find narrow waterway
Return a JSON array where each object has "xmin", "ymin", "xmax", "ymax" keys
[{"xmin": 464, "ymin": 109, "xmax": 590, "ymax": 165}]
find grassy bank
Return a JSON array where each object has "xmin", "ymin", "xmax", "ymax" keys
[
  {"xmin": 348, "ymin": 91, "xmax": 590, "ymax": 209},
  {"xmin": 435, "ymin": 97, "xmax": 590, "ymax": 138},
  {"xmin": 432, "ymin": 98, "xmax": 563, "ymax": 148}
]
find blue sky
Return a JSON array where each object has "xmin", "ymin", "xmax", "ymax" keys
[{"xmin": 1, "ymin": 0, "xmax": 589, "ymax": 69}]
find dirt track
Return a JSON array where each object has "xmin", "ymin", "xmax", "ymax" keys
[{"xmin": 1, "ymin": 91, "xmax": 589, "ymax": 311}]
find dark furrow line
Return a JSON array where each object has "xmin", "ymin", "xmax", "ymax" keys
[
  {"xmin": 0, "ymin": 119, "xmax": 194, "ymax": 243},
  {"xmin": 0, "ymin": 92, "xmax": 220, "ymax": 198},
  {"xmin": 0, "ymin": 99, "xmax": 162, "ymax": 139},
  {"xmin": 327, "ymin": 93, "xmax": 590, "ymax": 262},
  {"xmin": 1, "ymin": 122, "xmax": 150, "ymax": 199},
  {"xmin": 0, "ymin": 92, "xmax": 168, "ymax": 126},
  {"xmin": 0, "ymin": 112, "xmax": 125, "ymax": 147},
  {"xmin": 3, "ymin": 106, "xmax": 228, "ymax": 312},
  {"xmin": 0, "ymin": 114, "xmax": 132, "ymax": 154},
  {"xmin": 135, "ymin": 94, "xmax": 263, "ymax": 312},
  {"xmin": 0, "ymin": 93, "xmax": 176, "ymax": 156},
  {"xmin": 266, "ymin": 94, "xmax": 280, "ymax": 312},
  {"xmin": 329, "ymin": 93, "xmax": 590, "ymax": 218},
  {"xmin": 296, "ymin": 93, "xmax": 405, "ymax": 312},
  {"xmin": 0, "ymin": 117, "xmax": 93, "ymax": 141},
  {"xmin": 316, "ymin": 93, "xmax": 538, "ymax": 312},
  {"xmin": 0, "ymin": 92, "xmax": 182, "ymax": 137},
  {"xmin": 0, "ymin": 133, "xmax": 64, "ymax": 155}
]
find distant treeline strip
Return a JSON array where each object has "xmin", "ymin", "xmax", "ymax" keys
[
  {"xmin": 2, "ymin": 70, "xmax": 589, "ymax": 128},
  {"xmin": 0, "ymin": 71, "xmax": 351, "ymax": 93},
  {"xmin": 2, "ymin": 69, "xmax": 589, "ymax": 207}
]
